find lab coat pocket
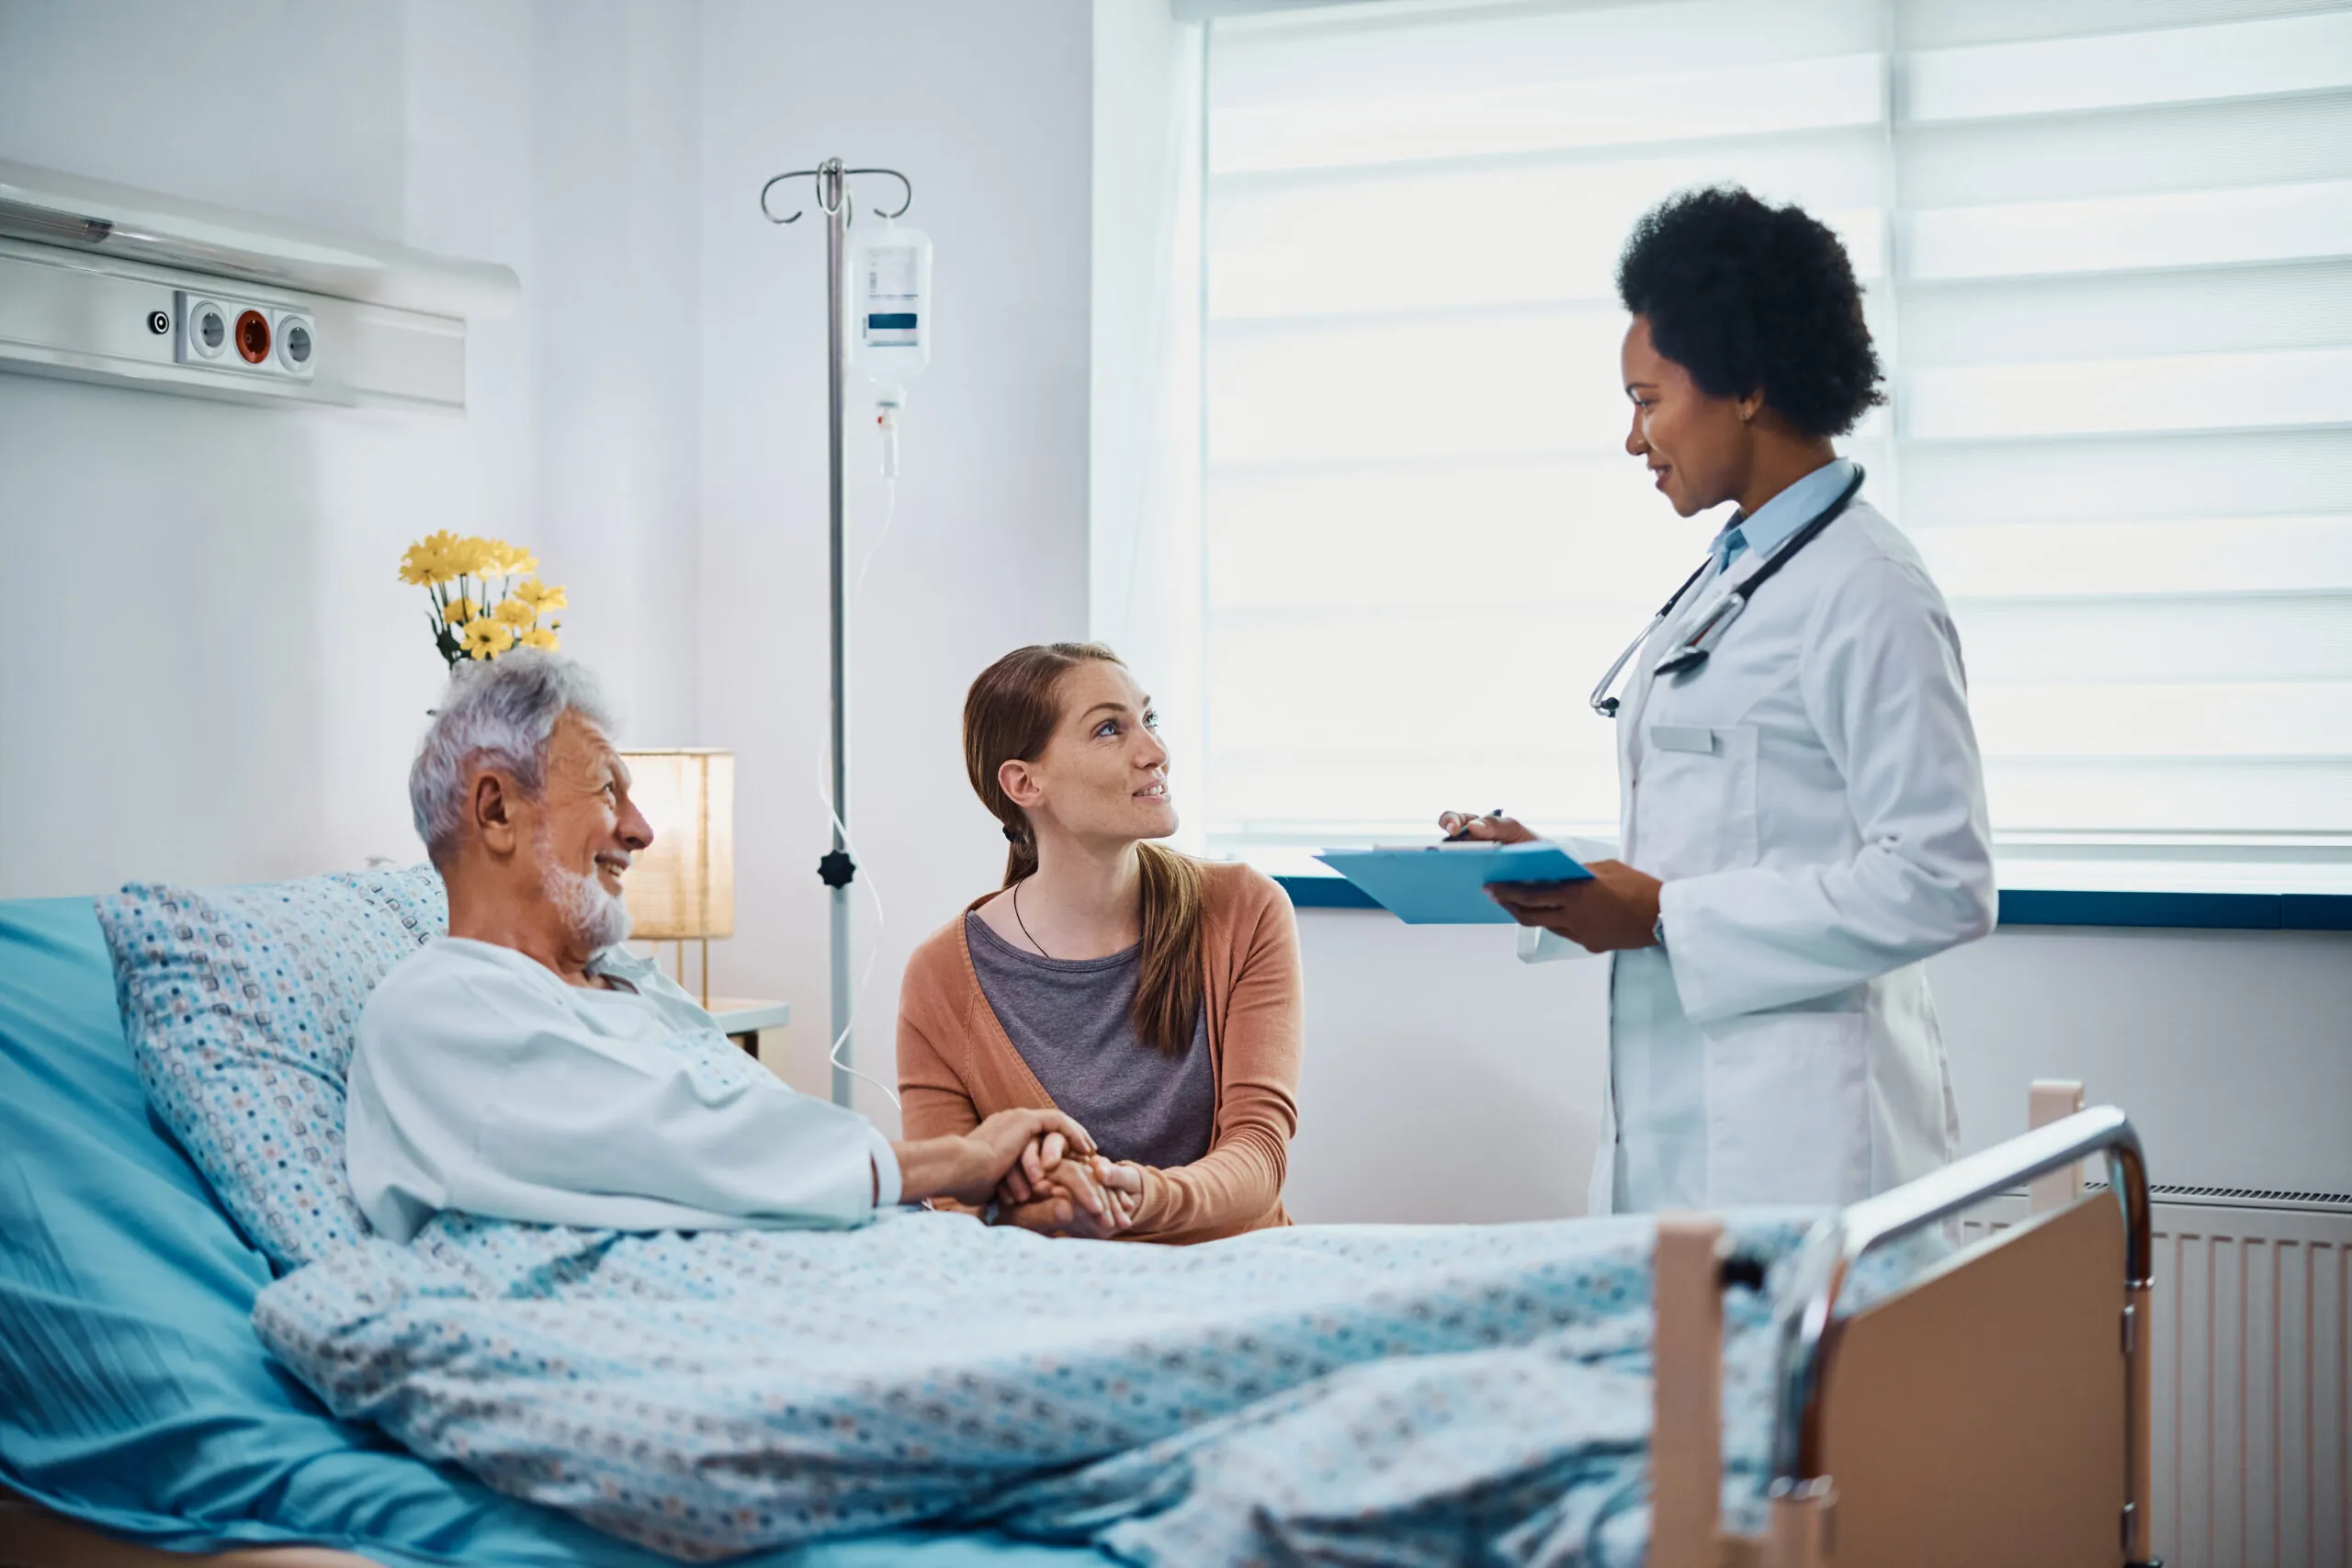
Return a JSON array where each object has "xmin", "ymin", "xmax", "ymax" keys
[
  {"xmin": 1702, "ymin": 1010, "xmax": 1871, "ymax": 1206},
  {"xmin": 1636, "ymin": 721, "xmax": 1759, "ymax": 879}
]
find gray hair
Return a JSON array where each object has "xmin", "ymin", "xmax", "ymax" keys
[{"xmin": 409, "ymin": 650, "xmax": 618, "ymax": 863}]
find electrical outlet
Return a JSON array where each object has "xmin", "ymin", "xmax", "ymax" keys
[{"xmin": 173, "ymin": 289, "xmax": 315, "ymax": 381}]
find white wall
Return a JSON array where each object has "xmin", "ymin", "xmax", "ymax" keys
[
  {"xmin": 1280, "ymin": 912, "xmax": 2352, "ymax": 1224},
  {"xmin": 0, "ymin": 0, "xmax": 706, "ymax": 897},
  {"xmin": 695, "ymin": 1, "xmax": 1093, "ymax": 1131}
]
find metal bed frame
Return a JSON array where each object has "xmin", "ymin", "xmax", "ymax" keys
[{"xmin": 1651, "ymin": 1101, "xmax": 2159, "ymax": 1567}]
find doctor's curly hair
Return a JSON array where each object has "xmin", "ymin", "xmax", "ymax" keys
[{"xmin": 1615, "ymin": 186, "xmax": 1884, "ymax": 439}]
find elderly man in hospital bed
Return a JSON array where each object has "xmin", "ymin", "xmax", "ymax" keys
[{"xmin": 347, "ymin": 649, "xmax": 1108, "ymax": 1243}]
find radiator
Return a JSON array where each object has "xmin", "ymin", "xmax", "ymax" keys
[{"xmin": 1961, "ymin": 1188, "xmax": 2352, "ymax": 1568}]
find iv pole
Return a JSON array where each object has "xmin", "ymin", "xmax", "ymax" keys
[{"xmin": 758, "ymin": 158, "xmax": 913, "ymax": 1109}]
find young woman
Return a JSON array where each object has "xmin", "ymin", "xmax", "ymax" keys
[{"xmin": 896, "ymin": 643, "xmax": 1303, "ymax": 1244}]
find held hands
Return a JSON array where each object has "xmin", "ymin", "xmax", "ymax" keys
[
  {"xmin": 998, "ymin": 1150, "xmax": 1146, "ymax": 1240},
  {"xmin": 894, "ymin": 1107, "xmax": 1143, "ymax": 1238},
  {"xmin": 1436, "ymin": 811, "xmax": 1666, "ymax": 954},
  {"xmin": 896, "ymin": 1107, "xmax": 1099, "ymax": 1208}
]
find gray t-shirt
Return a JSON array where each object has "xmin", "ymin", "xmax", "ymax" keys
[{"xmin": 965, "ymin": 911, "xmax": 1215, "ymax": 1169}]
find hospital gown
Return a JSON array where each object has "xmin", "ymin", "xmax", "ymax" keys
[{"xmin": 345, "ymin": 937, "xmax": 897, "ymax": 1243}]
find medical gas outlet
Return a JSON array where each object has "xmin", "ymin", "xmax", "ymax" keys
[{"xmin": 175, "ymin": 289, "xmax": 315, "ymax": 380}]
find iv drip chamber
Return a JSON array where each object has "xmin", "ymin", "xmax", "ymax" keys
[{"xmin": 874, "ymin": 385, "xmax": 904, "ymax": 479}]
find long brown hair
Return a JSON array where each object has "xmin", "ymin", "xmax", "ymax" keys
[{"xmin": 963, "ymin": 642, "xmax": 1205, "ymax": 1057}]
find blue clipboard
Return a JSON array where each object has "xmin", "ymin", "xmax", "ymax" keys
[{"xmin": 1312, "ymin": 841, "xmax": 1593, "ymax": 925}]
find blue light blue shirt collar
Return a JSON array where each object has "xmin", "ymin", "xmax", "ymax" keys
[{"xmin": 1713, "ymin": 457, "xmax": 1858, "ymax": 570}]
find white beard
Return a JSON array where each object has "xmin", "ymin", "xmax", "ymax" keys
[{"xmin": 542, "ymin": 852, "xmax": 633, "ymax": 953}]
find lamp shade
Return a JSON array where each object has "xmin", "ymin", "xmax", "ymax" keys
[{"xmin": 619, "ymin": 750, "xmax": 735, "ymax": 941}]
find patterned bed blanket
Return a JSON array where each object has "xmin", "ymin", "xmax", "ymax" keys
[{"xmin": 255, "ymin": 1207, "xmax": 1821, "ymax": 1564}]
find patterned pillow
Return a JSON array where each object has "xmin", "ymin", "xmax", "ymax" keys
[{"xmin": 96, "ymin": 865, "xmax": 447, "ymax": 1270}]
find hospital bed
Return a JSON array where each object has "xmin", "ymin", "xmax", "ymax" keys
[{"xmin": 0, "ymin": 891, "xmax": 2157, "ymax": 1566}]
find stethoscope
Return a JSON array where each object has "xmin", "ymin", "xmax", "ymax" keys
[{"xmin": 1589, "ymin": 466, "xmax": 1867, "ymax": 717}]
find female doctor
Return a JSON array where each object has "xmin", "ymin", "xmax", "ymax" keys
[{"xmin": 1446, "ymin": 186, "xmax": 1996, "ymax": 1214}]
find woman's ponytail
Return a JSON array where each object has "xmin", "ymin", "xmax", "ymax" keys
[
  {"xmin": 1131, "ymin": 840, "xmax": 1205, "ymax": 1057},
  {"xmin": 1001, "ymin": 818, "xmax": 1040, "ymax": 886}
]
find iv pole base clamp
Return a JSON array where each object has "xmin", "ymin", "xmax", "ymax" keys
[{"xmin": 817, "ymin": 850, "xmax": 858, "ymax": 889}]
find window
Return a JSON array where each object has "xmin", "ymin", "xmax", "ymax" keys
[{"xmin": 1198, "ymin": 0, "xmax": 2352, "ymax": 892}]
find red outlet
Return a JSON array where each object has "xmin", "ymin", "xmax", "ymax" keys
[{"xmin": 234, "ymin": 310, "xmax": 270, "ymax": 365}]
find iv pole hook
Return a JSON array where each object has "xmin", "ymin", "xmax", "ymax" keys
[{"xmin": 760, "ymin": 164, "xmax": 913, "ymax": 224}]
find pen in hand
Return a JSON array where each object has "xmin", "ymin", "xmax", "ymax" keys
[{"xmin": 1441, "ymin": 809, "xmax": 1508, "ymax": 842}]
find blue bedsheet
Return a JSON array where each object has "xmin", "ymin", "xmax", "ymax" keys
[
  {"xmin": 255, "ymin": 1201, "xmax": 1821, "ymax": 1562},
  {"xmin": 0, "ymin": 896, "xmax": 1097, "ymax": 1567}
]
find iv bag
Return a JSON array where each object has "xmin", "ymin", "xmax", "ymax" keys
[{"xmin": 850, "ymin": 221, "xmax": 932, "ymax": 389}]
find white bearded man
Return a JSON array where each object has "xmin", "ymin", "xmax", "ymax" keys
[{"xmin": 347, "ymin": 650, "xmax": 1109, "ymax": 1243}]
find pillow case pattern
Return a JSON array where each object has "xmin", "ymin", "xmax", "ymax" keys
[{"xmin": 96, "ymin": 865, "xmax": 447, "ymax": 1270}]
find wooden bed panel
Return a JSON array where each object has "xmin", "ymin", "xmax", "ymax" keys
[
  {"xmin": 0, "ymin": 1493, "xmax": 375, "ymax": 1568},
  {"xmin": 1813, "ymin": 1192, "xmax": 2129, "ymax": 1567}
]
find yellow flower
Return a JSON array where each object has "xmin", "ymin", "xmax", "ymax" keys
[
  {"xmin": 398, "ymin": 531, "xmax": 469, "ymax": 587},
  {"xmin": 512, "ymin": 578, "xmax": 568, "ymax": 614},
  {"xmin": 519, "ymin": 626, "xmax": 560, "ymax": 650},
  {"xmin": 459, "ymin": 619, "xmax": 515, "ymax": 660},
  {"xmin": 493, "ymin": 596, "xmax": 537, "ymax": 628},
  {"xmin": 480, "ymin": 538, "xmax": 538, "ymax": 578},
  {"xmin": 447, "ymin": 536, "xmax": 502, "ymax": 578},
  {"xmin": 442, "ymin": 596, "xmax": 479, "ymax": 626}
]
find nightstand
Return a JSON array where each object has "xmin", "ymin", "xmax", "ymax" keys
[{"xmin": 707, "ymin": 998, "xmax": 790, "ymax": 1056}]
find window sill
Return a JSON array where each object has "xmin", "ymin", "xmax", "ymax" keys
[{"xmin": 1272, "ymin": 874, "xmax": 2351, "ymax": 931}]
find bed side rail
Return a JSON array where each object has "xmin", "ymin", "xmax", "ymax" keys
[
  {"xmin": 1649, "ymin": 1101, "xmax": 2156, "ymax": 1568},
  {"xmin": 1768, "ymin": 1103, "xmax": 2152, "ymax": 1484}
]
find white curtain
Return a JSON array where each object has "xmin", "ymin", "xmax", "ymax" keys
[{"xmin": 1090, "ymin": 0, "xmax": 1208, "ymax": 852}]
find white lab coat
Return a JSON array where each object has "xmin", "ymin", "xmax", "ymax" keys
[
  {"xmin": 347, "ymin": 937, "xmax": 898, "ymax": 1242},
  {"xmin": 1525, "ymin": 495, "xmax": 1995, "ymax": 1213}
]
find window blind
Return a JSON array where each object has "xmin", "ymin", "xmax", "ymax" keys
[{"xmin": 1199, "ymin": 0, "xmax": 2352, "ymax": 891}]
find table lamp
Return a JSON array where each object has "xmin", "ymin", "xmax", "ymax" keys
[{"xmin": 619, "ymin": 749, "xmax": 735, "ymax": 1006}]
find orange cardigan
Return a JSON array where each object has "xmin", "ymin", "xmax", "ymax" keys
[{"xmin": 896, "ymin": 861, "xmax": 1302, "ymax": 1244}]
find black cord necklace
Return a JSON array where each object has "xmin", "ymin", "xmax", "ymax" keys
[{"xmin": 1012, "ymin": 879, "xmax": 1052, "ymax": 959}]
